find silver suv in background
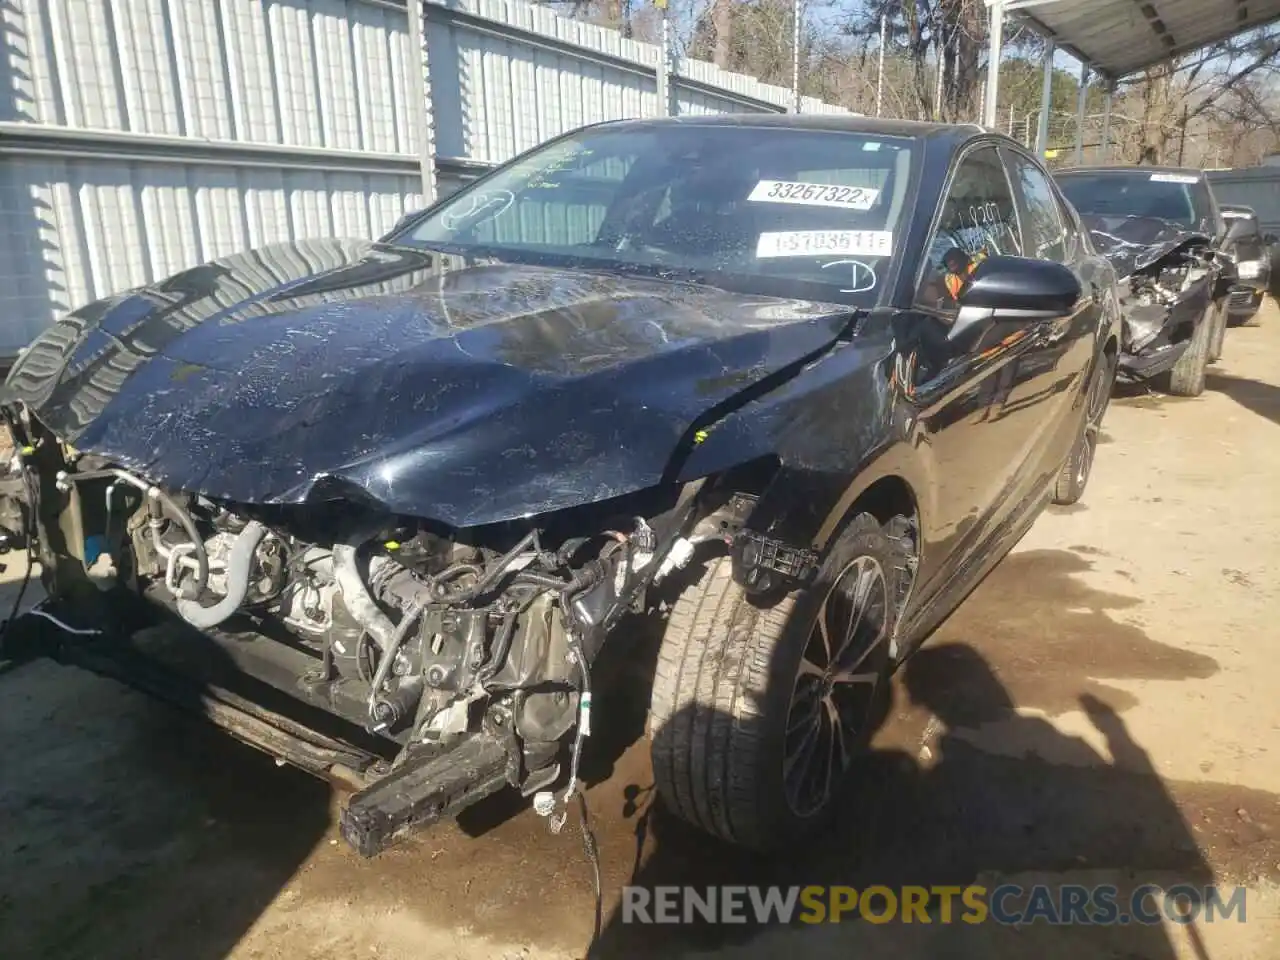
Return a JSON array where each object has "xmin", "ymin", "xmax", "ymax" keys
[
  {"xmin": 1217, "ymin": 204, "xmax": 1271, "ymax": 325},
  {"xmin": 1207, "ymin": 164, "xmax": 1280, "ymax": 305},
  {"xmin": 1055, "ymin": 165, "xmax": 1231, "ymax": 397}
]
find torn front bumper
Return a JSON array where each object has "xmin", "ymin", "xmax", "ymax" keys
[
  {"xmin": 1118, "ymin": 340, "xmax": 1190, "ymax": 381},
  {"xmin": 4, "ymin": 599, "xmax": 512, "ymax": 858},
  {"xmin": 1116, "ymin": 299, "xmax": 1198, "ymax": 382},
  {"xmin": 3, "ymin": 597, "xmax": 390, "ymax": 785},
  {"xmin": 1226, "ymin": 284, "xmax": 1264, "ymax": 322}
]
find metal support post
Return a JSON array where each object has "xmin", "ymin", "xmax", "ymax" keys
[
  {"xmin": 982, "ymin": 1, "xmax": 1004, "ymax": 128},
  {"xmin": 1035, "ymin": 37, "xmax": 1055, "ymax": 157}
]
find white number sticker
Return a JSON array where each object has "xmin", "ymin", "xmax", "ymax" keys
[
  {"xmin": 756, "ymin": 230, "xmax": 894, "ymax": 259},
  {"xmin": 747, "ymin": 180, "xmax": 881, "ymax": 210},
  {"xmin": 1150, "ymin": 173, "xmax": 1199, "ymax": 184}
]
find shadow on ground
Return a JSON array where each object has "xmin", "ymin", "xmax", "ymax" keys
[
  {"xmin": 588, "ymin": 652, "xmax": 1220, "ymax": 959},
  {"xmin": 1206, "ymin": 370, "xmax": 1280, "ymax": 428},
  {"xmin": 1, "ymin": 551, "xmax": 1276, "ymax": 960},
  {"xmin": 581, "ymin": 550, "xmax": 1277, "ymax": 959},
  {"xmin": 0, "ymin": 570, "xmax": 333, "ymax": 960}
]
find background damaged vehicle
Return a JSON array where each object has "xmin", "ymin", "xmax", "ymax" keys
[
  {"xmin": 1055, "ymin": 166, "xmax": 1232, "ymax": 397},
  {"xmin": 0, "ymin": 116, "xmax": 1120, "ymax": 857},
  {"xmin": 1218, "ymin": 203, "xmax": 1271, "ymax": 326}
]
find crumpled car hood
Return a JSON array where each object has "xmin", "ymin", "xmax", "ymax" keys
[
  {"xmin": 1081, "ymin": 214, "xmax": 1213, "ymax": 278},
  {"xmin": 3, "ymin": 238, "xmax": 854, "ymax": 527}
]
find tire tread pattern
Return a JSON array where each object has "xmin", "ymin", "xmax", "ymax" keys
[
  {"xmin": 1164, "ymin": 302, "xmax": 1213, "ymax": 397},
  {"xmin": 648, "ymin": 515, "xmax": 887, "ymax": 849}
]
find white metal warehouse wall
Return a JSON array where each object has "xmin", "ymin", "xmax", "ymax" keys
[{"xmin": 0, "ymin": 0, "xmax": 848, "ymax": 356}]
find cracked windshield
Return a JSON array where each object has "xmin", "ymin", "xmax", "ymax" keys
[{"xmin": 401, "ymin": 124, "xmax": 915, "ymax": 306}]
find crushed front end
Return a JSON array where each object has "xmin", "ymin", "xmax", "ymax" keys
[
  {"xmin": 1084, "ymin": 217, "xmax": 1223, "ymax": 382},
  {"xmin": 1114, "ymin": 256, "xmax": 1214, "ymax": 382},
  {"xmin": 0, "ymin": 234, "xmax": 867, "ymax": 858},
  {"xmin": 0, "ymin": 404, "xmax": 768, "ymax": 857}
]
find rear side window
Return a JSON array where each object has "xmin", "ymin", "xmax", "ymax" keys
[
  {"xmin": 916, "ymin": 146, "xmax": 1022, "ymax": 312},
  {"xmin": 1006, "ymin": 151, "xmax": 1069, "ymax": 262}
]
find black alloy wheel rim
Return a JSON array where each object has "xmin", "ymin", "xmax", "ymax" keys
[
  {"xmin": 783, "ymin": 555, "xmax": 890, "ymax": 819},
  {"xmin": 1078, "ymin": 356, "xmax": 1113, "ymax": 486}
]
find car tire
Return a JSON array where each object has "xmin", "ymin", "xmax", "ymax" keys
[
  {"xmin": 1053, "ymin": 350, "xmax": 1115, "ymax": 506},
  {"xmin": 1207, "ymin": 299, "xmax": 1227, "ymax": 364},
  {"xmin": 647, "ymin": 514, "xmax": 902, "ymax": 851},
  {"xmin": 1161, "ymin": 304, "xmax": 1213, "ymax": 397}
]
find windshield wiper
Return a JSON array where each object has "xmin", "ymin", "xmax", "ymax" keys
[{"xmin": 653, "ymin": 266, "xmax": 710, "ymax": 285}]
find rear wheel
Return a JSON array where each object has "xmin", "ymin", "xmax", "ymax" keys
[
  {"xmin": 647, "ymin": 514, "xmax": 901, "ymax": 850},
  {"xmin": 1053, "ymin": 350, "xmax": 1115, "ymax": 506},
  {"xmin": 1162, "ymin": 304, "xmax": 1213, "ymax": 397}
]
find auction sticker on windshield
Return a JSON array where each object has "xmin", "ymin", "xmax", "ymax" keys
[
  {"xmin": 756, "ymin": 230, "xmax": 893, "ymax": 259},
  {"xmin": 1149, "ymin": 173, "xmax": 1199, "ymax": 184},
  {"xmin": 748, "ymin": 180, "xmax": 881, "ymax": 210}
]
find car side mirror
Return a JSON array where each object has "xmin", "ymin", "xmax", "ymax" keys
[{"xmin": 957, "ymin": 255, "xmax": 1081, "ymax": 316}]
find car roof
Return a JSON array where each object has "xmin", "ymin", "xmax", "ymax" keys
[
  {"xmin": 1055, "ymin": 164, "xmax": 1207, "ymax": 178},
  {"xmin": 591, "ymin": 113, "xmax": 992, "ymax": 150}
]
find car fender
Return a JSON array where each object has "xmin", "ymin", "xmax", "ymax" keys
[{"xmin": 675, "ymin": 317, "xmax": 930, "ymax": 566}]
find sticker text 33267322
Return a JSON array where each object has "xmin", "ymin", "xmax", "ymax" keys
[{"xmin": 747, "ymin": 180, "xmax": 881, "ymax": 211}]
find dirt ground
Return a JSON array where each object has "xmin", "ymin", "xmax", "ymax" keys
[{"xmin": 2, "ymin": 306, "xmax": 1279, "ymax": 960}]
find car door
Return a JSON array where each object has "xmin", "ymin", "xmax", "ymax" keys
[
  {"xmin": 990, "ymin": 147, "xmax": 1103, "ymax": 520},
  {"xmin": 891, "ymin": 142, "xmax": 1060, "ymax": 615}
]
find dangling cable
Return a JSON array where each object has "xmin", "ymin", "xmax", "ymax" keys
[
  {"xmin": 529, "ymin": 585, "xmax": 604, "ymax": 952},
  {"xmin": 578, "ymin": 791, "xmax": 603, "ymax": 946},
  {"xmin": 26, "ymin": 604, "xmax": 102, "ymax": 636},
  {"xmin": 560, "ymin": 642, "xmax": 602, "ymax": 952}
]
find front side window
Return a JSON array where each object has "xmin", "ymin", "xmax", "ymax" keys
[
  {"xmin": 916, "ymin": 146, "xmax": 1022, "ymax": 312},
  {"xmin": 1006, "ymin": 152, "xmax": 1069, "ymax": 262},
  {"xmin": 394, "ymin": 124, "xmax": 917, "ymax": 308}
]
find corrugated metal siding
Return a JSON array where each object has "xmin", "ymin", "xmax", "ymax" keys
[
  {"xmin": 430, "ymin": 0, "xmax": 660, "ymax": 161},
  {"xmin": 8, "ymin": 0, "xmax": 420, "ymax": 152},
  {"xmin": 1207, "ymin": 169, "xmax": 1280, "ymax": 233},
  {"xmin": 1, "ymin": 156, "xmax": 421, "ymax": 335},
  {"xmin": 0, "ymin": 0, "xmax": 849, "ymax": 355},
  {"xmin": 427, "ymin": 13, "xmax": 657, "ymax": 163}
]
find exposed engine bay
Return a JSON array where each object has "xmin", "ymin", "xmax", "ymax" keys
[
  {"xmin": 1083, "ymin": 215, "xmax": 1226, "ymax": 380},
  {"xmin": 2, "ymin": 408, "xmax": 778, "ymax": 856},
  {"xmin": 1120, "ymin": 248, "xmax": 1213, "ymax": 353},
  {"xmin": 0, "ymin": 233, "xmax": 884, "ymax": 863}
]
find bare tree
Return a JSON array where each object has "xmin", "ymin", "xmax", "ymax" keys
[
  {"xmin": 1117, "ymin": 26, "xmax": 1280, "ymax": 165},
  {"xmin": 712, "ymin": 0, "xmax": 732, "ymax": 67},
  {"xmin": 528, "ymin": 0, "xmax": 1280, "ymax": 169}
]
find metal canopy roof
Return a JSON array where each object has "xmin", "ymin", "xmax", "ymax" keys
[{"xmin": 1005, "ymin": 0, "xmax": 1280, "ymax": 80}]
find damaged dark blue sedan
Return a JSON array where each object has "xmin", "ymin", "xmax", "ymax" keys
[
  {"xmin": 1055, "ymin": 165, "xmax": 1232, "ymax": 396},
  {"xmin": 0, "ymin": 116, "xmax": 1120, "ymax": 856}
]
